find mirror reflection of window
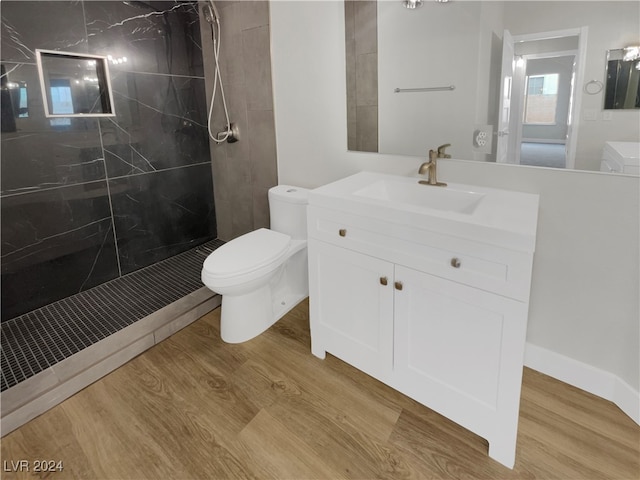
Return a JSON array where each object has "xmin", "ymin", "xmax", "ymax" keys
[
  {"xmin": 49, "ymin": 79, "xmax": 74, "ymax": 115},
  {"xmin": 524, "ymin": 73, "xmax": 559, "ymax": 125},
  {"xmin": 18, "ymin": 84, "xmax": 28, "ymax": 118}
]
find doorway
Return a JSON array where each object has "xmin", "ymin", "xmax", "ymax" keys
[
  {"xmin": 519, "ymin": 54, "xmax": 576, "ymax": 168},
  {"xmin": 497, "ymin": 28, "xmax": 588, "ymax": 169}
]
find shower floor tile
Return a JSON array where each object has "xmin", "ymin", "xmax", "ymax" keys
[{"xmin": 1, "ymin": 239, "xmax": 224, "ymax": 392}]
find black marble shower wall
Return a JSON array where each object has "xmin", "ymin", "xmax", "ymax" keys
[{"xmin": 0, "ymin": 1, "xmax": 216, "ymax": 321}]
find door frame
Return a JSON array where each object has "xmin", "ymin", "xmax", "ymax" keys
[
  {"xmin": 496, "ymin": 30, "xmax": 515, "ymax": 164},
  {"xmin": 514, "ymin": 49, "xmax": 578, "ymax": 166},
  {"xmin": 501, "ymin": 27, "xmax": 588, "ymax": 169}
]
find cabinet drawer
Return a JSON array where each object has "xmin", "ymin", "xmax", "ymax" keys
[{"xmin": 308, "ymin": 205, "xmax": 533, "ymax": 301}]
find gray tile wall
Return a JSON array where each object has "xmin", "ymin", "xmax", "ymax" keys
[
  {"xmin": 200, "ymin": 1, "xmax": 278, "ymax": 241},
  {"xmin": 345, "ymin": 0, "xmax": 378, "ymax": 152},
  {"xmin": 0, "ymin": 1, "xmax": 216, "ymax": 320}
]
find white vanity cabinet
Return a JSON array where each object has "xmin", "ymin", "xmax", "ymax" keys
[
  {"xmin": 308, "ymin": 240, "xmax": 394, "ymax": 381},
  {"xmin": 392, "ymin": 264, "xmax": 528, "ymax": 467},
  {"xmin": 307, "ymin": 177, "xmax": 539, "ymax": 470}
]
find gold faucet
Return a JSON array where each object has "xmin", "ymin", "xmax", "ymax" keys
[
  {"xmin": 436, "ymin": 143, "xmax": 451, "ymax": 158},
  {"xmin": 418, "ymin": 145, "xmax": 450, "ymax": 186}
]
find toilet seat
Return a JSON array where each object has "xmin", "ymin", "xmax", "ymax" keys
[{"xmin": 202, "ymin": 228, "xmax": 291, "ymax": 285}]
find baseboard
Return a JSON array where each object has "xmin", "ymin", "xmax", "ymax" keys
[
  {"xmin": 613, "ymin": 377, "xmax": 640, "ymax": 425},
  {"xmin": 524, "ymin": 342, "xmax": 639, "ymax": 425}
]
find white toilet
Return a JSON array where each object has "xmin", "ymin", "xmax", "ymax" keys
[{"xmin": 201, "ymin": 185, "xmax": 309, "ymax": 343}]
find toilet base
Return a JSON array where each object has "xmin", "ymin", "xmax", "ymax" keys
[
  {"xmin": 220, "ymin": 289, "xmax": 307, "ymax": 343},
  {"xmin": 220, "ymin": 285, "xmax": 273, "ymax": 343},
  {"xmin": 217, "ymin": 246, "xmax": 309, "ymax": 344}
]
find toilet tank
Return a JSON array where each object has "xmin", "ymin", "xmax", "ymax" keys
[
  {"xmin": 269, "ymin": 185, "xmax": 309, "ymax": 240},
  {"xmin": 601, "ymin": 141, "xmax": 640, "ymax": 175}
]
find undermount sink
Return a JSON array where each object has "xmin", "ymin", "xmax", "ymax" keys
[{"xmin": 353, "ymin": 178, "xmax": 485, "ymax": 214}]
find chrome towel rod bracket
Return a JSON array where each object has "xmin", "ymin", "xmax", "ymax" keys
[{"xmin": 394, "ymin": 85, "xmax": 456, "ymax": 93}]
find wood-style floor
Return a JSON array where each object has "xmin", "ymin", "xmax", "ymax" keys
[{"xmin": 2, "ymin": 299, "xmax": 638, "ymax": 479}]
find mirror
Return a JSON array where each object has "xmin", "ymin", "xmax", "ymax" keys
[
  {"xmin": 605, "ymin": 47, "xmax": 640, "ymax": 109},
  {"xmin": 36, "ymin": 49, "xmax": 115, "ymax": 117},
  {"xmin": 344, "ymin": 0, "xmax": 640, "ymax": 173}
]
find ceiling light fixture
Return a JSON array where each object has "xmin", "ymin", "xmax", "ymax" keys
[
  {"xmin": 403, "ymin": 0, "xmax": 423, "ymax": 9},
  {"xmin": 623, "ymin": 46, "xmax": 640, "ymax": 62}
]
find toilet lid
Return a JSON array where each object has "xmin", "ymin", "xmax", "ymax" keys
[{"xmin": 203, "ymin": 228, "xmax": 291, "ymax": 279}]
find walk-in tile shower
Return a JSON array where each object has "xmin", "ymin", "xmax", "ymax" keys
[
  {"xmin": 1, "ymin": 1, "xmax": 216, "ymax": 321},
  {"xmin": 1, "ymin": 1, "xmax": 218, "ymax": 390}
]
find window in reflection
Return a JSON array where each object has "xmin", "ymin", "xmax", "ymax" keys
[
  {"xmin": 48, "ymin": 78, "xmax": 74, "ymax": 127},
  {"xmin": 16, "ymin": 83, "xmax": 28, "ymax": 118},
  {"xmin": 524, "ymin": 73, "xmax": 559, "ymax": 125},
  {"xmin": 50, "ymin": 79, "xmax": 74, "ymax": 115}
]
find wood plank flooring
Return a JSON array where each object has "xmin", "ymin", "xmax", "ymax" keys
[{"xmin": 1, "ymin": 299, "xmax": 638, "ymax": 479}]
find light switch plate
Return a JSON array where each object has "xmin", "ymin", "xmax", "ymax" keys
[{"xmin": 583, "ymin": 109, "xmax": 598, "ymax": 121}]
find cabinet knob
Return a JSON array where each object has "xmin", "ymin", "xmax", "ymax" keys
[
  {"xmin": 380, "ymin": 276, "xmax": 388, "ymax": 286},
  {"xmin": 450, "ymin": 257, "xmax": 461, "ymax": 268},
  {"xmin": 394, "ymin": 281, "xmax": 403, "ymax": 291},
  {"xmin": 338, "ymin": 228, "xmax": 347, "ymax": 237}
]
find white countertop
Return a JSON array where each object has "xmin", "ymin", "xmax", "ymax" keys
[{"xmin": 308, "ymin": 171, "xmax": 540, "ymax": 253}]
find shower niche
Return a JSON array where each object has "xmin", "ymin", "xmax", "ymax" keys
[{"xmin": 36, "ymin": 49, "xmax": 115, "ymax": 118}]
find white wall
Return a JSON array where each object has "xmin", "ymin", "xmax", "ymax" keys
[{"xmin": 270, "ymin": 1, "xmax": 639, "ymax": 418}]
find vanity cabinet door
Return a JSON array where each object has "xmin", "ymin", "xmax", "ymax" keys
[
  {"xmin": 308, "ymin": 239, "xmax": 394, "ymax": 381},
  {"xmin": 392, "ymin": 264, "xmax": 527, "ymax": 466}
]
